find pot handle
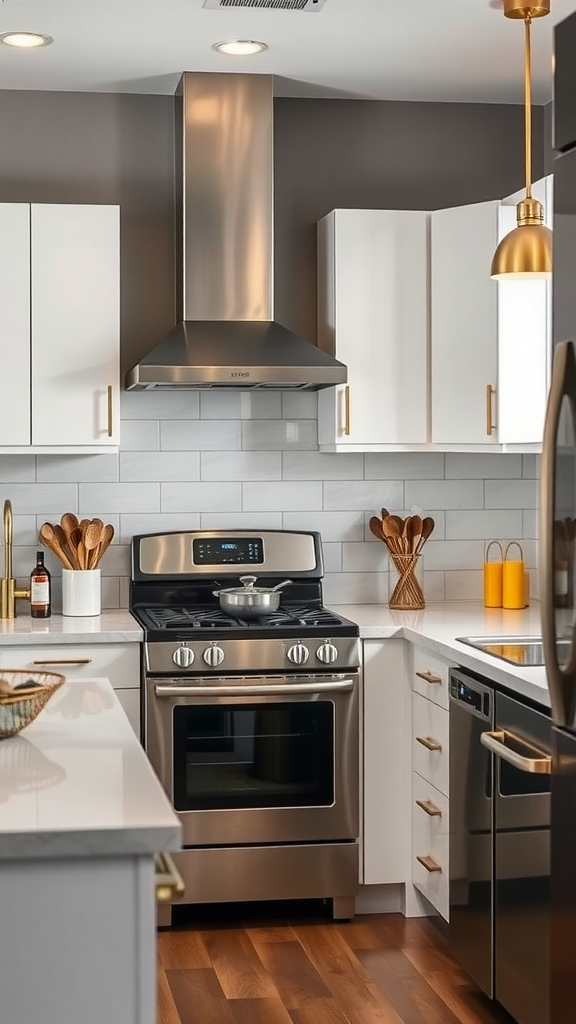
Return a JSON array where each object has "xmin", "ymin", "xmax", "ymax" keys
[{"xmin": 239, "ymin": 576, "xmax": 257, "ymax": 589}]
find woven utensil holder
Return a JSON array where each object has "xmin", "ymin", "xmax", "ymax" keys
[{"xmin": 389, "ymin": 554, "xmax": 425, "ymax": 610}]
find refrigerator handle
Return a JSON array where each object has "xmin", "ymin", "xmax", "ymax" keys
[{"xmin": 540, "ymin": 340, "xmax": 576, "ymax": 726}]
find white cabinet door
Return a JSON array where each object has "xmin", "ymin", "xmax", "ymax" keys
[
  {"xmin": 362, "ymin": 639, "xmax": 410, "ymax": 885},
  {"xmin": 317, "ymin": 209, "xmax": 428, "ymax": 451},
  {"xmin": 431, "ymin": 199, "xmax": 500, "ymax": 446},
  {"xmin": 497, "ymin": 175, "xmax": 552, "ymax": 446},
  {"xmin": 31, "ymin": 204, "xmax": 120, "ymax": 448},
  {"xmin": 0, "ymin": 205, "xmax": 31, "ymax": 445}
]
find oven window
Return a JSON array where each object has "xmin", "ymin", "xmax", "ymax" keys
[{"xmin": 172, "ymin": 701, "xmax": 334, "ymax": 811}]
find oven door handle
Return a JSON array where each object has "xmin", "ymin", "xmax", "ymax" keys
[{"xmin": 153, "ymin": 679, "xmax": 355, "ymax": 698}]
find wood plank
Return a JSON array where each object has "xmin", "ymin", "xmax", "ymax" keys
[
  {"xmin": 248, "ymin": 937, "xmax": 332, "ymax": 1009},
  {"xmin": 201, "ymin": 928, "xmax": 279, "ymax": 999},
  {"xmin": 289, "ymin": 997, "xmax": 354, "ymax": 1024},
  {"xmin": 357, "ymin": 948, "xmax": 465, "ymax": 1024},
  {"xmin": 167, "ymin": 967, "xmax": 237, "ymax": 1024},
  {"xmin": 418, "ymin": 970, "xmax": 515, "ymax": 1024},
  {"xmin": 157, "ymin": 965, "xmax": 182, "ymax": 1024},
  {"xmin": 158, "ymin": 928, "xmax": 212, "ymax": 970},
  {"xmin": 294, "ymin": 923, "xmax": 405, "ymax": 1024},
  {"xmin": 229, "ymin": 996, "xmax": 294, "ymax": 1024}
]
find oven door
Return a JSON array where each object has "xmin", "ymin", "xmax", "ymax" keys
[{"xmin": 145, "ymin": 674, "xmax": 359, "ymax": 847}]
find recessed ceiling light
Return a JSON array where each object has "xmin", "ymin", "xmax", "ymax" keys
[
  {"xmin": 212, "ymin": 39, "xmax": 268, "ymax": 56},
  {"xmin": 0, "ymin": 31, "xmax": 54, "ymax": 48}
]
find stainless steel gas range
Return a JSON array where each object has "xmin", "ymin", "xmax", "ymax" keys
[{"xmin": 130, "ymin": 529, "xmax": 361, "ymax": 925}]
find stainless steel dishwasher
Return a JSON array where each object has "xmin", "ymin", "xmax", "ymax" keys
[{"xmin": 449, "ymin": 668, "xmax": 552, "ymax": 1024}]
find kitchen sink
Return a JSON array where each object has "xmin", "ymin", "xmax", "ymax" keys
[{"xmin": 456, "ymin": 635, "xmax": 570, "ymax": 667}]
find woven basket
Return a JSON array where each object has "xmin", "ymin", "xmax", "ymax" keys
[{"xmin": 0, "ymin": 671, "xmax": 65, "ymax": 740}]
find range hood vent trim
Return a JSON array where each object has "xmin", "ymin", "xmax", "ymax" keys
[{"xmin": 125, "ymin": 71, "xmax": 346, "ymax": 392}]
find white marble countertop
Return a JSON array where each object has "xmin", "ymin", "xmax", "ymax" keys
[
  {"xmin": 0, "ymin": 610, "xmax": 142, "ymax": 645},
  {"xmin": 0, "ymin": 677, "xmax": 181, "ymax": 860},
  {"xmin": 330, "ymin": 601, "xmax": 550, "ymax": 708}
]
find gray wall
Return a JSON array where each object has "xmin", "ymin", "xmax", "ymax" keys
[{"xmin": 0, "ymin": 89, "xmax": 544, "ymax": 369}]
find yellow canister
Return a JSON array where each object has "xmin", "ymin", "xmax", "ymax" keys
[
  {"xmin": 484, "ymin": 541, "xmax": 503, "ymax": 608},
  {"xmin": 502, "ymin": 541, "xmax": 525, "ymax": 610}
]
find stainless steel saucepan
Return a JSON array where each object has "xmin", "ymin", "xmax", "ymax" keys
[{"xmin": 213, "ymin": 575, "xmax": 292, "ymax": 619}]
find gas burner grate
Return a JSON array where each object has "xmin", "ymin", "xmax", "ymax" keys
[{"xmin": 137, "ymin": 604, "xmax": 346, "ymax": 631}]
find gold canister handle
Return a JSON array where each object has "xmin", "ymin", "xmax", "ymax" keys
[
  {"xmin": 155, "ymin": 852, "xmax": 185, "ymax": 903},
  {"xmin": 341, "ymin": 385, "xmax": 350, "ymax": 437},
  {"xmin": 107, "ymin": 385, "xmax": 113, "ymax": 438},
  {"xmin": 486, "ymin": 384, "xmax": 496, "ymax": 436}
]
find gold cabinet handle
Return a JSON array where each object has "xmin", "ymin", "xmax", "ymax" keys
[
  {"xmin": 417, "ymin": 854, "xmax": 442, "ymax": 874},
  {"xmin": 107, "ymin": 385, "xmax": 113, "ymax": 438},
  {"xmin": 341, "ymin": 384, "xmax": 350, "ymax": 437},
  {"xmin": 416, "ymin": 735, "xmax": 442, "ymax": 752},
  {"xmin": 415, "ymin": 798, "xmax": 442, "ymax": 817},
  {"xmin": 155, "ymin": 852, "xmax": 185, "ymax": 903},
  {"xmin": 486, "ymin": 383, "xmax": 496, "ymax": 436},
  {"xmin": 415, "ymin": 670, "xmax": 442, "ymax": 685},
  {"xmin": 33, "ymin": 658, "xmax": 92, "ymax": 665}
]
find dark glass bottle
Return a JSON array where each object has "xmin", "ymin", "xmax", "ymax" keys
[{"xmin": 30, "ymin": 550, "xmax": 51, "ymax": 619}]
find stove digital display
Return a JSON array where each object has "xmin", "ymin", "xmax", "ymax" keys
[{"xmin": 192, "ymin": 537, "xmax": 264, "ymax": 565}]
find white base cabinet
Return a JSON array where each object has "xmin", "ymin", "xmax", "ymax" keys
[
  {"xmin": 0, "ymin": 203, "xmax": 120, "ymax": 453},
  {"xmin": 317, "ymin": 209, "xmax": 429, "ymax": 452}
]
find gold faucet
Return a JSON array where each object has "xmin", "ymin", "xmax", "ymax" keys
[{"xmin": 1, "ymin": 500, "xmax": 31, "ymax": 619}]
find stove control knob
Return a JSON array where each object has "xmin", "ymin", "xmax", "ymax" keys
[
  {"xmin": 173, "ymin": 645, "xmax": 195, "ymax": 668},
  {"xmin": 287, "ymin": 642, "xmax": 310, "ymax": 666},
  {"xmin": 316, "ymin": 642, "xmax": 338, "ymax": 665},
  {"xmin": 203, "ymin": 644, "xmax": 225, "ymax": 668}
]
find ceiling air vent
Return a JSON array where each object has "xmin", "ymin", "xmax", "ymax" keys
[{"xmin": 203, "ymin": 0, "xmax": 329, "ymax": 11}]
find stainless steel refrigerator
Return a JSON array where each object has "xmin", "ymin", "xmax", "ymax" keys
[{"xmin": 540, "ymin": 11, "xmax": 576, "ymax": 1024}]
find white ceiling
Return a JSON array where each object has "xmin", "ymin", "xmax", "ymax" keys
[{"xmin": 0, "ymin": 0, "xmax": 574, "ymax": 102}]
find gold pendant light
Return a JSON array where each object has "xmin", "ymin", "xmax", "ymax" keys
[{"xmin": 490, "ymin": 0, "xmax": 552, "ymax": 280}]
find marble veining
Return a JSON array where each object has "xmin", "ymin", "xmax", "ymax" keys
[
  {"xmin": 0, "ymin": 677, "xmax": 180, "ymax": 860},
  {"xmin": 0, "ymin": 610, "xmax": 142, "ymax": 645}
]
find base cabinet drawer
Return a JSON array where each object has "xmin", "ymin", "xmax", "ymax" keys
[
  {"xmin": 413, "ymin": 692, "xmax": 449, "ymax": 796},
  {"xmin": 412, "ymin": 772, "xmax": 449, "ymax": 920},
  {"xmin": 412, "ymin": 648, "xmax": 451, "ymax": 710},
  {"xmin": 0, "ymin": 644, "xmax": 140, "ymax": 690}
]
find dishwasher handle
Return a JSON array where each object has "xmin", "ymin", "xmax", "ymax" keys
[{"xmin": 480, "ymin": 729, "xmax": 552, "ymax": 775}]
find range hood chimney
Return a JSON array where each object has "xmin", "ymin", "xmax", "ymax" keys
[{"xmin": 126, "ymin": 72, "xmax": 347, "ymax": 391}]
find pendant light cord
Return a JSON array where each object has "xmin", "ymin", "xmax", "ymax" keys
[{"xmin": 524, "ymin": 13, "xmax": 532, "ymax": 199}]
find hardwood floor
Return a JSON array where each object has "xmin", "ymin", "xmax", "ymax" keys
[{"xmin": 157, "ymin": 903, "xmax": 514, "ymax": 1024}]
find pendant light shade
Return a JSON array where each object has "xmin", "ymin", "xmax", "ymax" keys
[{"xmin": 490, "ymin": 0, "xmax": 552, "ymax": 281}]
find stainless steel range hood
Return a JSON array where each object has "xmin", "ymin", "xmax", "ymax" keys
[{"xmin": 125, "ymin": 73, "xmax": 347, "ymax": 391}]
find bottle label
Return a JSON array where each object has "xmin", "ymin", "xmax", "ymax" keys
[{"xmin": 31, "ymin": 579, "xmax": 50, "ymax": 605}]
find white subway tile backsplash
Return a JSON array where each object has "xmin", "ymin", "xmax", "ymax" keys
[
  {"xmin": 0, "ymin": 456, "xmax": 36, "ymax": 482},
  {"xmin": 445, "ymin": 570, "xmax": 483, "ymax": 602},
  {"xmin": 365, "ymin": 453, "xmax": 445, "ymax": 480},
  {"xmin": 79, "ymin": 482, "xmax": 159, "ymax": 514},
  {"xmin": 13, "ymin": 515, "xmax": 41, "ymax": 547},
  {"xmin": 120, "ymin": 419, "xmax": 160, "ymax": 451},
  {"xmin": 161, "ymin": 420, "xmax": 241, "ymax": 451},
  {"xmin": 98, "ymin": 543, "xmax": 130, "ymax": 577},
  {"xmin": 323, "ymin": 480, "xmax": 404, "ymax": 513},
  {"xmin": 424, "ymin": 539, "xmax": 484, "ymax": 571},
  {"xmin": 200, "ymin": 451, "xmax": 282, "ymax": 482},
  {"xmin": 199, "ymin": 512, "xmax": 283, "ymax": 530},
  {"xmin": 445, "ymin": 509, "xmax": 523, "ymax": 541},
  {"xmin": 37, "ymin": 454, "xmax": 119, "ymax": 483},
  {"xmin": 323, "ymin": 571, "xmax": 388, "ymax": 606},
  {"xmin": 281, "ymin": 393, "xmax": 318, "ymax": 419},
  {"xmin": 343, "ymin": 542, "xmax": 388, "ymax": 573},
  {"xmin": 161, "ymin": 481, "xmax": 242, "ymax": 513},
  {"xmin": 485, "ymin": 478, "xmax": 537, "ymax": 509},
  {"xmin": 283, "ymin": 511, "xmax": 364, "ymax": 542},
  {"xmin": 119, "ymin": 512, "xmax": 200, "ymax": 542},
  {"xmin": 121, "ymin": 390, "xmax": 199, "ymax": 420},
  {"xmin": 522, "ymin": 454, "xmax": 539, "ymax": 479},
  {"xmin": 199, "ymin": 391, "xmax": 282, "ymax": 420},
  {"xmin": 242, "ymin": 420, "xmax": 317, "ymax": 451},
  {"xmin": 120, "ymin": 451, "xmax": 200, "ymax": 482},
  {"xmin": 321, "ymin": 542, "xmax": 343, "ymax": 573},
  {"xmin": 405, "ymin": 479, "xmax": 484, "ymax": 510},
  {"xmin": 243, "ymin": 481, "xmax": 323, "ymax": 512},
  {"xmin": 523, "ymin": 509, "xmax": 538, "ymax": 539},
  {"xmin": 283, "ymin": 450, "xmax": 363, "ymax": 481},
  {"xmin": 4, "ymin": 483, "xmax": 78, "ymax": 516},
  {"xmin": 445, "ymin": 453, "xmax": 522, "ymax": 479}
]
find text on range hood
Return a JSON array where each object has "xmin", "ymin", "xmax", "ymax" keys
[{"xmin": 125, "ymin": 73, "xmax": 347, "ymax": 391}]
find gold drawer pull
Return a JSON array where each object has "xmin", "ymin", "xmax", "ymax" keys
[
  {"xmin": 486, "ymin": 383, "xmax": 496, "ymax": 436},
  {"xmin": 107, "ymin": 385, "xmax": 113, "ymax": 438},
  {"xmin": 341, "ymin": 385, "xmax": 350, "ymax": 436},
  {"xmin": 416, "ymin": 735, "xmax": 442, "ymax": 752},
  {"xmin": 155, "ymin": 852, "xmax": 185, "ymax": 903},
  {"xmin": 33, "ymin": 658, "xmax": 92, "ymax": 666},
  {"xmin": 417, "ymin": 854, "xmax": 442, "ymax": 874},
  {"xmin": 416, "ymin": 798, "xmax": 442, "ymax": 817},
  {"xmin": 415, "ymin": 670, "xmax": 442, "ymax": 685}
]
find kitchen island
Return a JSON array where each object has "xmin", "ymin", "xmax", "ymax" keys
[{"xmin": 0, "ymin": 676, "xmax": 181, "ymax": 1024}]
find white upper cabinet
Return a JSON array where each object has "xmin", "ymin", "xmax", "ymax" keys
[
  {"xmin": 317, "ymin": 209, "xmax": 429, "ymax": 452},
  {"xmin": 0, "ymin": 203, "xmax": 120, "ymax": 453},
  {"xmin": 430, "ymin": 176, "xmax": 552, "ymax": 451}
]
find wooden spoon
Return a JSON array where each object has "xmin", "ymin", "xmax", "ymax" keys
[
  {"xmin": 382, "ymin": 516, "xmax": 403, "ymax": 554},
  {"xmin": 84, "ymin": 521, "xmax": 104, "ymax": 569},
  {"xmin": 402, "ymin": 516, "xmax": 412, "ymax": 554},
  {"xmin": 410, "ymin": 514, "xmax": 423, "ymax": 554},
  {"xmin": 60, "ymin": 512, "xmax": 79, "ymax": 542},
  {"xmin": 39, "ymin": 522, "xmax": 75, "ymax": 570},
  {"xmin": 369, "ymin": 516, "xmax": 386, "ymax": 542},
  {"xmin": 67, "ymin": 527, "xmax": 84, "ymax": 569},
  {"xmin": 93, "ymin": 524, "xmax": 114, "ymax": 568},
  {"xmin": 415, "ymin": 516, "xmax": 435, "ymax": 555}
]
